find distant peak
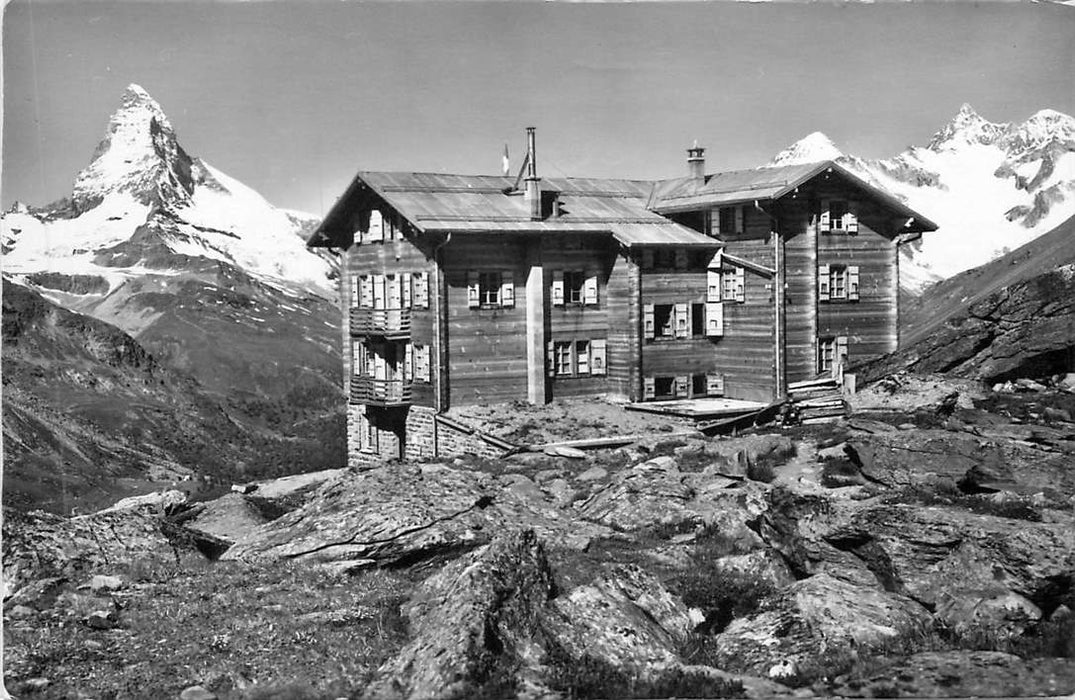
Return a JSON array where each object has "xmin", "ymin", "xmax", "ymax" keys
[
  {"xmin": 957, "ymin": 103, "xmax": 980, "ymax": 119},
  {"xmin": 768, "ymin": 131, "xmax": 844, "ymax": 166},
  {"xmin": 928, "ymin": 103, "xmax": 1007, "ymax": 150}
]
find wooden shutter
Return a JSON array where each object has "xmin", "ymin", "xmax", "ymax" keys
[
  {"xmin": 643, "ymin": 377, "xmax": 656, "ymax": 400},
  {"xmin": 707, "ymin": 269, "xmax": 722, "ymax": 302},
  {"xmin": 546, "ymin": 340, "xmax": 556, "ymax": 377},
  {"xmin": 641, "ymin": 249, "xmax": 654, "ymax": 270},
  {"xmin": 674, "ymin": 375, "xmax": 689, "ymax": 397},
  {"xmin": 401, "ymin": 273, "xmax": 412, "ymax": 308},
  {"xmin": 705, "ymin": 302, "xmax": 724, "ymax": 337},
  {"xmin": 403, "ymin": 343, "xmax": 413, "ymax": 382},
  {"xmin": 675, "ymin": 249, "xmax": 688, "ymax": 270},
  {"xmin": 415, "ymin": 345, "xmax": 430, "ymax": 382},
  {"xmin": 848, "ymin": 265, "xmax": 860, "ymax": 301},
  {"xmin": 818, "ymin": 264, "xmax": 830, "ymax": 302},
  {"xmin": 552, "ymin": 270, "xmax": 565, "ymax": 306},
  {"xmin": 846, "ymin": 204, "xmax": 859, "ymax": 234},
  {"xmin": 500, "ymin": 272, "xmax": 514, "ymax": 308},
  {"xmin": 359, "ymin": 275, "xmax": 374, "ymax": 308},
  {"xmin": 734, "ymin": 267, "xmax": 746, "ymax": 302},
  {"xmin": 368, "ymin": 210, "xmax": 384, "ymax": 242},
  {"xmin": 351, "ymin": 340, "xmax": 362, "ymax": 376},
  {"xmin": 386, "ymin": 274, "xmax": 401, "ymax": 310},
  {"xmin": 643, "ymin": 303, "xmax": 656, "ymax": 340},
  {"xmin": 734, "ymin": 206, "xmax": 744, "ymax": 235},
  {"xmin": 674, "ymin": 303, "xmax": 689, "ymax": 338},
  {"xmin": 372, "ymin": 275, "xmax": 386, "ymax": 309},
  {"xmin": 591, "ymin": 339, "xmax": 607, "ymax": 375},
  {"xmin": 467, "ymin": 271, "xmax": 480, "ymax": 308},
  {"xmin": 413, "ymin": 272, "xmax": 429, "ymax": 309},
  {"xmin": 819, "ymin": 201, "xmax": 831, "ymax": 234},
  {"xmin": 706, "ymin": 373, "xmax": 725, "ymax": 396},
  {"xmin": 583, "ymin": 273, "xmax": 598, "ymax": 305},
  {"xmin": 350, "ymin": 275, "xmax": 360, "ymax": 308}
]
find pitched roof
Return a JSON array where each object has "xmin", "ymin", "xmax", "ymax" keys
[
  {"xmin": 650, "ymin": 160, "xmax": 939, "ymax": 231},
  {"xmin": 311, "ymin": 171, "xmax": 721, "ymax": 248},
  {"xmin": 309, "ymin": 159, "xmax": 938, "ymax": 249}
]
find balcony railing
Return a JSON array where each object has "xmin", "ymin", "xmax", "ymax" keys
[
  {"xmin": 349, "ymin": 308, "xmax": 412, "ymax": 339},
  {"xmin": 350, "ymin": 377, "xmax": 413, "ymax": 406}
]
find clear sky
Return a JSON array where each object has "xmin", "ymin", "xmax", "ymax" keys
[{"xmin": 3, "ymin": 1, "xmax": 1074, "ymax": 217}]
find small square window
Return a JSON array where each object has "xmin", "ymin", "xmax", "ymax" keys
[
  {"xmin": 830, "ymin": 201, "xmax": 848, "ymax": 230},
  {"xmin": 565, "ymin": 270, "xmax": 585, "ymax": 304},
  {"xmin": 654, "ymin": 304, "xmax": 674, "ymax": 338},
  {"xmin": 479, "ymin": 272, "xmax": 502, "ymax": 306}
]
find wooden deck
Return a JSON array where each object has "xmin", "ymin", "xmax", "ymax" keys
[{"xmin": 626, "ymin": 397, "xmax": 769, "ymax": 418}]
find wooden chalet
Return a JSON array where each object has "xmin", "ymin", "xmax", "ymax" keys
[{"xmin": 308, "ymin": 129, "xmax": 937, "ymax": 463}]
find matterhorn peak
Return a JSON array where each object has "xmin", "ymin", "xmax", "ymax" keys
[
  {"xmin": 72, "ymin": 84, "xmax": 197, "ymax": 208},
  {"xmin": 768, "ymin": 131, "xmax": 845, "ymax": 166}
]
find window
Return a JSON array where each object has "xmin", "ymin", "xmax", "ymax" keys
[
  {"xmin": 819, "ymin": 336, "xmax": 849, "ymax": 374},
  {"xmin": 820, "ymin": 200, "xmax": 859, "ymax": 234},
  {"xmin": 480, "ymin": 272, "xmax": 501, "ymax": 305},
  {"xmin": 655, "ymin": 376, "xmax": 675, "ymax": 399},
  {"xmin": 715, "ymin": 206, "xmax": 744, "ymax": 236},
  {"xmin": 467, "ymin": 270, "xmax": 514, "ymax": 308},
  {"xmin": 692, "ymin": 374, "xmax": 708, "ymax": 397},
  {"xmin": 691, "ymin": 304, "xmax": 706, "ymax": 337},
  {"xmin": 829, "ymin": 201, "xmax": 847, "ymax": 231},
  {"xmin": 819, "ymin": 264, "xmax": 860, "ymax": 302},
  {"xmin": 565, "ymin": 271, "xmax": 585, "ymax": 304},
  {"xmin": 576, "ymin": 340, "xmax": 590, "ymax": 375},
  {"xmin": 654, "ymin": 304, "xmax": 674, "ymax": 338},
  {"xmin": 722, "ymin": 267, "xmax": 745, "ymax": 302}
]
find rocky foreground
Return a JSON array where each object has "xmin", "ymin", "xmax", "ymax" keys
[{"xmin": 4, "ymin": 379, "xmax": 1075, "ymax": 699}]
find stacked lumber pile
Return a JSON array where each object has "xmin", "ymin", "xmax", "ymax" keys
[{"xmin": 788, "ymin": 377, "xmax": 848, "ymax": 424}]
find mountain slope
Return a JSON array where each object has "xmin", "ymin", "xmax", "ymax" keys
[
  {"xmin": 2, "ymin": 278, "xmax": 345, "ymax": 514},
  {"xmin": 854, "ymin": 214, "xmax": 1075, "ymax": 383},
  {"xmin": 770, "ymin": 105, "xmax": 1075, "ymax": 291}
]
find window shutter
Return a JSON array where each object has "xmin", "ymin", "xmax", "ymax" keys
[
  {"xmin": 467, "ymin": 271, "xmax": 480, "ymax": 308},
  {"xmin": 711, "ymin": 208, "xmax": 721, "ymax": 236},
  {"xmin": 350, "ymin": 275, "xmax": 360, "ymax": 308},
  {"xmin": 368, "ymin": 210, "xmax": 384, "ymax": 242},
  {"xmin": 351, "ymin": 340, "xmax": 362, "ymax": 376},
  {"xmin": 372, "ymin": 274, "xmax": 386, "ymax": 310},
  {"xmin": 674, "ymin": 303, "xmax": 690, "ymax": 338},
  {"xmin": 546, "ymin": 340, "xmax": 556, "ymax": 377},
  {"xmin": 359, "ymin": 275, "xmax": 374, "ymax": 308},
  {"xmin": 675, "ymin": 249, "xmax": 688, "ymax": 270},
  {"xmin": 413, "ymin": 272, "xmax": 429, "ymax": 309},
  {"xmin": 705, "ymin": 301, "xmax": 724, "ymax": 337},
  {"xmin": 734, "ymin": 206, "xmax": 744, "ymax": 235},
  {"xmin": 403, "ymin": 343, "xmax": 413, "ymax": 382},
  {"xmin": 734, "ymin": 267, "xmax": 746, "ymax": 302},
  {"xmin": 643, "ymin": 303, "xmax": 656, "ymax": 340},
  {"xmin": 818, "ymin": 264, "xmax": 830, "ymax": 302},
  {"xmin": 591, "ymin": 339, "xmax": 607, "ymax": 375},
  {"xmin": 706, "ymin": 373, "xmax": 725, "ymax": 396},
  {"xmin": 643, "ymin": 377, "xmax": 656, "ymax": 400},
  {"xmin": 402, "ymin": 273, "xmax": 412, "ymax": 308},
  {"xmin": 848, "ymin": 265, "xmax": 860, "ymax": 301},
  {"xmin": 552, "ymin": 270, "xmax": 565, "ymax": 306},
  {"xmin": 386, "ymin": 274, "xmax": 401, "ymax": 310},
  {"xmin": 641, "ymin": 249, "xmax": 654, "ymax": 270},
  {"xmin": 846, "ymin": 205, "xmax": 859, "ymax": 234},
  {"xmin": 583, "ymin": 273, "xmax": 599, "ymax": 305},
  {"xmin": 500, "ymin": 272, "xmax": 515, "ymax": 308},
  {"xmin": 819, "ymin": 201, "xmax": 831, "ymax": 234},
  {"xmin": 674, "ymin": 375, "xmax": 689, "ymax": 397},
  {"xmin": 415, "ymin": 345, "xmax": 430, "ymax": 382},
  {"xmin": 707, "ymin": 269, "xmax": 722, "ymax": 303}
]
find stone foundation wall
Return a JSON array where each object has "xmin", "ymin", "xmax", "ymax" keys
[
  {"xmin": 434, "ymin": 417, "xmax": 505, "ymax": 459},
  {"xmin": 404, "ymin": 406, "xmax": 437, "ymax": 461}
]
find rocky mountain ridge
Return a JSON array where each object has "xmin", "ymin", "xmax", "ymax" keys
[{"xmin": 770, "ymin": 104, "xmax": 1075, "ymax": 290}]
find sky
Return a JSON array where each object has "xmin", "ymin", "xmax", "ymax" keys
[{"xmin": 3, "ymin": 1, "xmax": 1074, "ymax": 218}]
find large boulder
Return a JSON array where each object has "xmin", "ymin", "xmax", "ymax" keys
[{"xmin": 712, "ymin": 573, "xmax": 932, "ymax": 676}]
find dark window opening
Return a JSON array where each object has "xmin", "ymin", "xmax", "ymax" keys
[
  {"xmin": 565, "ymin": 270, "xmax": 585, "ymax": 304},
  {"xmin": 692, "ymin": 373, "xmax": 708, "ymax": 396},
  {"xmin": 654, "ymin": 304, "xmax": 674, "ymax": 338},
  {"xmin": 479, "ymin": 272, "xmax": 502, "ymax": 306},
  {"xmin": 691, "ymin": 303, "xmax": 706, "ymax": 337},
  {"xmin": 830, "ymin": 200, "xmax": 847, "ymax": 230},
  {"xmin": 654, "ymin": 376, "xmax": 675, "ymax": 398}
]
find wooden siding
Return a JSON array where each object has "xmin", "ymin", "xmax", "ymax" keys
[
  {"xmin": 606, "ymin": 251, "xmax": 639, "ymax": 399},
  {"xmin": 779, "ymin": 199, "xmax": 819, "ymax": 383},
  {"xmin": 442, "ymin": 235, "xmax": 530, "ymax": 406}
]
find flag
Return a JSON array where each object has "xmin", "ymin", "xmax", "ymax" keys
[{"xmin": 502, "ymin": 144, "xmax": 510, "ymax": 176}]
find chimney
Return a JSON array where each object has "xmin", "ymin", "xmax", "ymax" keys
[
  {"xmin": 687, "ymin": 141, "xmax": 706, "ymax": 181},
  {"xmin": 525, "ymin": 127, "xmax": 542, "ymax": 220}
]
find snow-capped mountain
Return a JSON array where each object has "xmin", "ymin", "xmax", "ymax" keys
[
  {"xmin": 2, "ymin": 84, "xmax": 332, "ymax": 298},
  {"xmin": 769, "ymin": 104, "xmax": 1075, "ymax": 291},
  {"xmin": 1, "ymin": 84, "xmax": 341, "ymax": 404}
]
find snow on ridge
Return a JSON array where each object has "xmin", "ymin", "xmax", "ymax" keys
[{"xmin": 768, "ymin": 131, "xmax": 844, "ymax": 166}]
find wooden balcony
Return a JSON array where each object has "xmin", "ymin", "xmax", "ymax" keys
[
  {"xmin": 350, "ymin": 377, "xmax": 413, "ymax": 407},
  {"xmin": 349, "ymin": 308, "xmax": 412, "ymax": 339}
]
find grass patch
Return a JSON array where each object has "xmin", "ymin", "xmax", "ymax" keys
[{"xmin": 3, "ymin": 561, "xmax": 410, "ymax": 699}]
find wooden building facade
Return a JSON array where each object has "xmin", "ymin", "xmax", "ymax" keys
[{"xmin": 309, "ymin": 131, "xmax": 937, "ymax": 463}]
